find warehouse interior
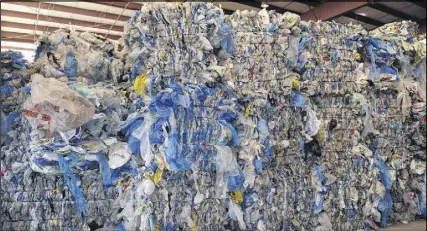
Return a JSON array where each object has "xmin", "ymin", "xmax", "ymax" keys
[{"xmin": 1, "ymin": 1, "xmax": 426, "ymax": 231}]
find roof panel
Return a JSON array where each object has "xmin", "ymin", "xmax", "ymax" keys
[
  {"xmin": 378, "ymin": 14, "xmax": 399, "ymax": 24},
  {"xmin": 220, "ymin": 2, "xmax": 260, "ymax": 12},
  {"xmin": 379, "ymin": 1, "xmax": 414, "ymax": 10},
  {"xmin": 400, "ymin": 4, "xmax": 426, "ymax": 19},
  {"xmin": 267, "ymin": 2, "xmax": 293, "ymax": 8},
  {"xmin": 1, "ymin": 16, "xmax": 123, "ymax": 36},
  {"xmin": 364, "ymin": 24, "xmax": 378, "ymax": 30},
  {"xmin": 1, "ymin": 3, "xmax": 127, "ymax": 27},
  {"xmin": 285, "ymin": 2, "xmax": 310, "ymax": 13},
  {"xmin": 46, "ymin": 2, "xmax": 136, "ymax": 17},
  {"xmin": 354, "ymin": 6, "xmax": 388, "ymax": 19}
]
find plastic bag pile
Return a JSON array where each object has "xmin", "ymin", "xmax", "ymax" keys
[{"xmin": 1, "ymin": 3, "xmax": 426, "ymax": 231}]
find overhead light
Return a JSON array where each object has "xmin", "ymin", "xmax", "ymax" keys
[
  {"xmin": 261, "ymin": 2, "xmax": 269, "ymax": 8},
  {"xmin": 357, "ymin": 12, "xmax": 367, "ymax": 17}
]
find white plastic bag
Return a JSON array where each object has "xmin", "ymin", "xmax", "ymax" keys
[{"xmin": 23, "ymin": 74, "xmax": 95, "ymax": 133}]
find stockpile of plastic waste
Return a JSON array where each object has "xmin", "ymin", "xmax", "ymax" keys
[
  {"xmin": 1, "ymin": 51, "xmax": 36, "ymax": 231},
  {"xmin": 294, "ymin": 20, "xmax": 426, "ymax": 230},
  {"xmin": 1, "ymin": 2, "xmax": 426, "ymax": 231},
  {"xmin": 1, "ymin": 29, "xmax": 128, "ymax": 230},
  {"xmin": 365, "ymin": 21, "xmax": 426, "ymax": 226}
]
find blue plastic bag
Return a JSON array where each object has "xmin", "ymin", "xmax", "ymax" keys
[
  {"xmin": 57, "ymin": 154, "xmax": 86, "ymax": 215},
  {"xmin": 64, "ymin": 51, "xmax": 78, "ymax": 81}
]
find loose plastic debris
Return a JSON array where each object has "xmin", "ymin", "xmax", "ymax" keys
[{"xmin": 1, "ymin": 3, "xmax": 426, "ymax": 231}]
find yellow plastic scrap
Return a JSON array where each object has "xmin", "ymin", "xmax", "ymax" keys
[
  {"xmin": 245, "ymin": 101, "xmax": 255, "ymax": 117},
  {"xmin": 56, "ymin": 150, "xmax": 70, "ymax": 155},
  {"xmin": 230, "ymin": 190, "xmax": 244, "ymax": 204},
  {"xmin": 292, "ymin": 79, "xmax": 300, "ymax": 90},
  {"xmin": 135, "ymin": 207, "xmax": 143, "ymax": 216},
  {"xmin": 191, "ymin": 211, "xmax": 198, "ymax": 231},
  {"xmin": 317, "ymin": 131, "xmax": 325, "ymax": 141},
  {"xmin": 51, "ymin": 216, "xmax": 58, "ymax": 227},
  {"xmin": 153, "ymin": 167, "xmax": 163, "ymax": 184},
  {"xmin": 354, "ymin": 52, "xmax": 361, "ymax": 61},
  {"xmin": 392, "ymin": 153, "xmax": 399, "ymax": 159},
  {"xmin": 133, "ymin": 75, "xmax": 149, "ymax": 95}
]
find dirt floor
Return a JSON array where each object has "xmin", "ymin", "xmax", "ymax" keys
[{"xmin": 379, "ymin": 220, "xmax": 426, "ymax": 230}]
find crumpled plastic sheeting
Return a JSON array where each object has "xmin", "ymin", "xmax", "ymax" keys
[
  {"xmin": 34, "ymin": 29, "xmax": 124, "ymax": 84},
  {"xmin": 1, "ymin": 3, "xmax": 426, "ymax": 231}
]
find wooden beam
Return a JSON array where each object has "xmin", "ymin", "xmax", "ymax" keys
[
  {"xmin": 1, "ymin": 21, "xmax": 121, "ymax": 40},
  {"xmin": 301, "ymin": 1, "xmax": 368, "ymax": 21},
  {"xmin": 1, "ymin": 10, "xmax": 124, "ymax": 32},
  {"xmin": 1, "ymin": 46, "xmax": 34, "ymax": 52},
  {"xmin": 344, "ymin": 12, "xmax": 383, "ymax": 27},
  {"xmin": 369, "ymin": 3, "xmax": 419, "ymax": 22},
  {"xmin": 7, "ymin": 2, "xmax": 131, "ymax": 21}
]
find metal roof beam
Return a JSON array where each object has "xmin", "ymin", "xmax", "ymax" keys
[
  {"xmin": 1, "ymin": 21, "xmax": 121, "ymax": 40},
  {"xmin": 6, "ymin": 2, "xmax": 131, "ymax": 21},
  {"xmin": 343, "ymin": 12, "xmax": 383, "ymax": 27},
  {"xmin": 301, "ymin": 1, "xmax": 369, "ymax": 21},
  {"xmin": 369, "ymin": 3, "xmax": 419, "ymax": 21},
  {"xmin": 1, "ymin": 10, "xmax": 124, "ymax": 32}
]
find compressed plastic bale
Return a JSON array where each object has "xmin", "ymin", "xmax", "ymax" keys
[
  {"xmin": 34, "ymin": 29, "xmax": 121, "ymax": 83},
  {"xmin": 2, "ymin": 2, "xmax": 427, "ymax": 230}
]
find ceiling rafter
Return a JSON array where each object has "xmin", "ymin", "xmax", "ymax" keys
[
  {"xmin": 1, "ymin": 21, "xmax": 121, "ymax": 40},
  {"xmin": 6, "ymin": 2, "xmax": 131, "ymax": 21},
  {"xmin": 96, "ymin": 1, "xmax": 142, "ymax": 11},
  {"xmin": 1, "ymin": 10, "xmax": 124, "ymax": 32},
  {"xmin": 1, "ymin": 31, "xmax": 38, "ymax": 41}
]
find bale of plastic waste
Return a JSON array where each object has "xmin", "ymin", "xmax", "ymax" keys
[
  {"xmin": 34, "ymin": 29, "xmax": 124, "ymax": 84},
  {"xmin": 1, "ymin": 2, "xmax": 426, "ymax": 231}
]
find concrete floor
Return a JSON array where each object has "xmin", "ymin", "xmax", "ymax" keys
[{"xmin": 379, "ymin": 220, "xmax": 426, "ymax": 230}]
